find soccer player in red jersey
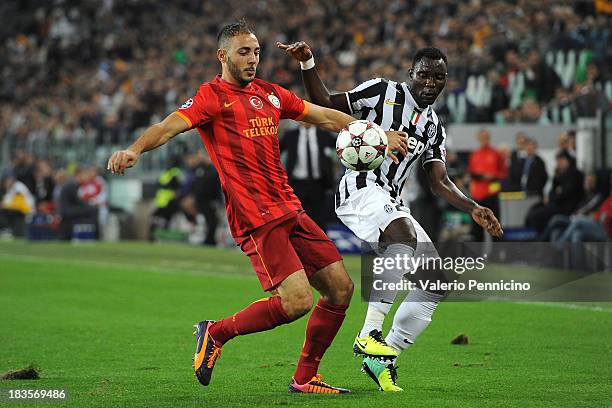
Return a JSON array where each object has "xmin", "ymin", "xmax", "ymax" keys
[{"xmin": 107, "ymin": 21, "xmax": 408, "ymax": 394}]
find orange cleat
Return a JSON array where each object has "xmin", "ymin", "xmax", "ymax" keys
[
  {"xmin": 193, "ymin": 320, "xmax": 222, "ymax": 386},
  {"xmin": 288, "ymin": 374, "xmax": 351, "ymax": 394}
]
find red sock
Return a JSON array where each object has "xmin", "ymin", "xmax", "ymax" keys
[
  {"xmin": 293, "ymin": 299, "xmax": 349, "ymax": 384},
  {"xmin": 208, "ymin": 296, "xmax": 290, "ymax": 345}
]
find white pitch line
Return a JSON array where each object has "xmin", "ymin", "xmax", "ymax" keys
[{"xmin": 518, "ymin": 301, "xmax": 612, "ymax": 313}]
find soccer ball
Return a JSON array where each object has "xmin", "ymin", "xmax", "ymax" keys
[{"xmin": 336, "ymin": 120, "xmax": 387, "ymax": 172}]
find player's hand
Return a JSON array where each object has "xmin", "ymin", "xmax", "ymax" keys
[
  {"xmin": 276, "ymin": 41, "xmax": 313, "ymax": 62},
  {"xmin": 471, "ymin": 205, "xmax": 503, "ymax": 237},
  {"xmin": 385, "ymin": 131, "xmax": 408, "ymax": 164},
  {"xmin": 107, "ymin": 149, "xmax": 140, "ymax": 176}
]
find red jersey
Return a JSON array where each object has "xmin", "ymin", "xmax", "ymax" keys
[
  {"xmin": 593, "ymin": 196, "xmax": 612, "ymax": 237},
  {"xmin": 175, "ymin": 75, "xmax": 309, "ymax": 237},
  {"xmin": 79, "ymin": 177, "xmax": 107, "ymax": 207},
  {"xmin": 468, "ymin": 145, "xmax": 507, "ymax": 201}
]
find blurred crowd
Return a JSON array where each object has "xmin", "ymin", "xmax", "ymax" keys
[
  {"xmin": 2, "ymin": 127, "xmax": 611, "ymax": 245},
  {"xmin": 0, "ymin": 149, "xmax": 224, "ymax": 244},
  {"xmin": 1, "ymin": 0, "xmax": 611, "ymax": 245},
  {"xmin": 1, "ymin": 0, "xmax": 611, "ymax": 150},
  {"xmin": 411, "ymin": 128, "xmax": 611, "ymax": 244},
  {"xmin": 0, "ymin": 149, "xmax": 107, "ymax": 239}
]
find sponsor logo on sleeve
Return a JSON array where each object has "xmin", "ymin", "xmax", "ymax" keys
[{"xmin": 180, "ymin": 98, "xmax": 193, "ymax": 109}]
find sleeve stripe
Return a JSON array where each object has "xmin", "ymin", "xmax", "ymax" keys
[
  {"xmin": 346, "ymin": 78, "xmax": 385, "ymax": 113},
  {"xmin": 294, "ymin": 100, "xmax": 310, "ymax": 121},
  {"xmin": 345, "ymin": 92, "xmax": 353, "ymax": 114},
  {"xmin": 174, "ymin": 111, "xmax": 193, "ymax": 128},
  {"xmin": 351, "ymin": 78, "xmax": 386, "ymax": 99}
]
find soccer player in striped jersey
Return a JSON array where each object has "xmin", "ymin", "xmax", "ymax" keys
[
  {"xmin": 107, "ymin": 21, "xmax": 408, "ymax": 395},
  {"xmin": 280, "ymin": 41, "xmax": 503, "ymax": 391}
]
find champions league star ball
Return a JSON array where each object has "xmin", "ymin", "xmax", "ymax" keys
[{"xmin": 336, "ymin": 120, "xmax": 387, "ymax": 172}]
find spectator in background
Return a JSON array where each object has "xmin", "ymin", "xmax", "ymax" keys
[
  {"xmin": 149, "ymin": 156, "xmax": 184, "ymax": 241},
  {"xmin": 523, "ymin": 49, "xmax": 562, "ymax": 104},
  {"xmin": 552, "ymin": 195, "xmax": 612, "ymax": 247},
  {"xmin": 526, "ymin": 150, "xmax": 584, "ymax": 233},
  {"xmin": 52, "ymin": 169, "xmax": 68, "ymax": 211},
  {"xmin": 58, "ymin": 167, "xmax": 98, "ymax": 240},
  {"xmin": 12, "ymin": 150, "xmax": 36, "ymax": 194},
  {"xmin": 487, "ymin": 69, "xmax": 509, "ymax": 121},
  {"xmin": 520, "ymin": 138, "xmax": 548, "ymax": 197},
  {"xmin": 516, "ymin": 98, "xmax": 544, "ymax": 123},
  {"xmin": 177, "ymin": 154, "xmax": 201, "ymax": 232},
  {"xmin": 505, "ymin": 132, "xmax": 528, "ymax": 191},
  {"xmin": 545, "ymin": 88, "xmax": 578, "ymax": 124},
  {"xmin": 540, "ymin": 170, "xmax": 610, "ymax": 241},
  {"xmin": 0, "ymin": 169, "xmax": 35, "ymax": 237},
  {"xmin": 468, "ymin": 128, "xmax": 507, "ymax": 240},
  {"xmin": 79, "ymin": 166, "xmax": 109, "ymax": 232},
  {"xmin": 280, "ymin": 123, "xmax": 337, "ymax": 229},
  {"xmin": 34, "ymin": 160, "xmax": 55, "ymax": 213},
  {"xmin": 557, "ymin": 129, "xmax": 577, "ymax": 158},
  {"xmin": 182, "ymin": 152, "xmax": 222, "ymax": 246},
  {"xmin": 574, "ymin": 62, "xmax": 608, "ymax": 118}
]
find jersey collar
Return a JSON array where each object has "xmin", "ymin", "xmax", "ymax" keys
[{"xmin": 216, "ymin": 74, "xmax": 254, "ymax": 90}]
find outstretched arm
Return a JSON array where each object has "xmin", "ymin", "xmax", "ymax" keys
[
  {"xmin": 107, "ymin": 112, "xmax": 190, "ymax": 175},
  {"xmin": 300, "ymin": 102, "xmax": 355, "ymax": 132},
  {"xmin": 277, "ymin": 41, "xmax": 350, "ymax": 113},
  {"xmin": 425, "ymin": 161, "xmax": 503, "ymax": 237},
  {"xmin": 301, "ymin": 102, "xmax": 408, "ymax": 163}
]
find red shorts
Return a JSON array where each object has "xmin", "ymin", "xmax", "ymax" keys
[{"xmin": 237, "ymin": 210, "xmax": 343, "ymax": 291}]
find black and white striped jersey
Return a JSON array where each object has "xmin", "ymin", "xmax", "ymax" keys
[{"xmin": 336, "ymin": 77, "xmax": 447, "ymax": 206}]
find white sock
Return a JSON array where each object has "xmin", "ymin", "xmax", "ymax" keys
[
  {"xmin": 359, "ymin": 301, "xmax": 393, "ymax": 337},
  {"xmin": 360, "ymin": 243, "xmax": 414, "ymax": 338},
  {"xmin": 385, "ymin": 288, "xmax": 443, "ymax": 354}
]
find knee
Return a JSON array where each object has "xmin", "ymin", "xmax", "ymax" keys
[
  {"xmin": 381, "ymin": 218, "xmax": 417, "ymax": 245},
  {"xmin": 324, "ymin": 275, "xmax": 354, "ymax": 305},
  {"xmin": 338, "ymin": 276, "xmax": 355, "ymax": 304},
  {"xmin": 280, "ymin": 288, "xmax": 313, "ymax": 320}
]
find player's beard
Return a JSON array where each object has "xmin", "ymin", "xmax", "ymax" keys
[{"xmin": 227, "ymin": 57, "xmax": 253, "ymax": 87}]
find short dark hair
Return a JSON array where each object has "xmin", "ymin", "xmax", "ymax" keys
[
  {"xmin": 412, "ymin": 47, "xmax": 448, "ymax": 67},
  {"xmin": 217, "ymin": 20, "xmax": 253, "ymax": 49}
]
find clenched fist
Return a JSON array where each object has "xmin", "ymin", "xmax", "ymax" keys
[{"xmin": 107, "ymin": 149, "xmax": 140, "ymax": 176}]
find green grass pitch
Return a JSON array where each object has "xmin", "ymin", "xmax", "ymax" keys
[{"xmin": 1, "ymin": 240, "xmax": 611, "ymax": 407}]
